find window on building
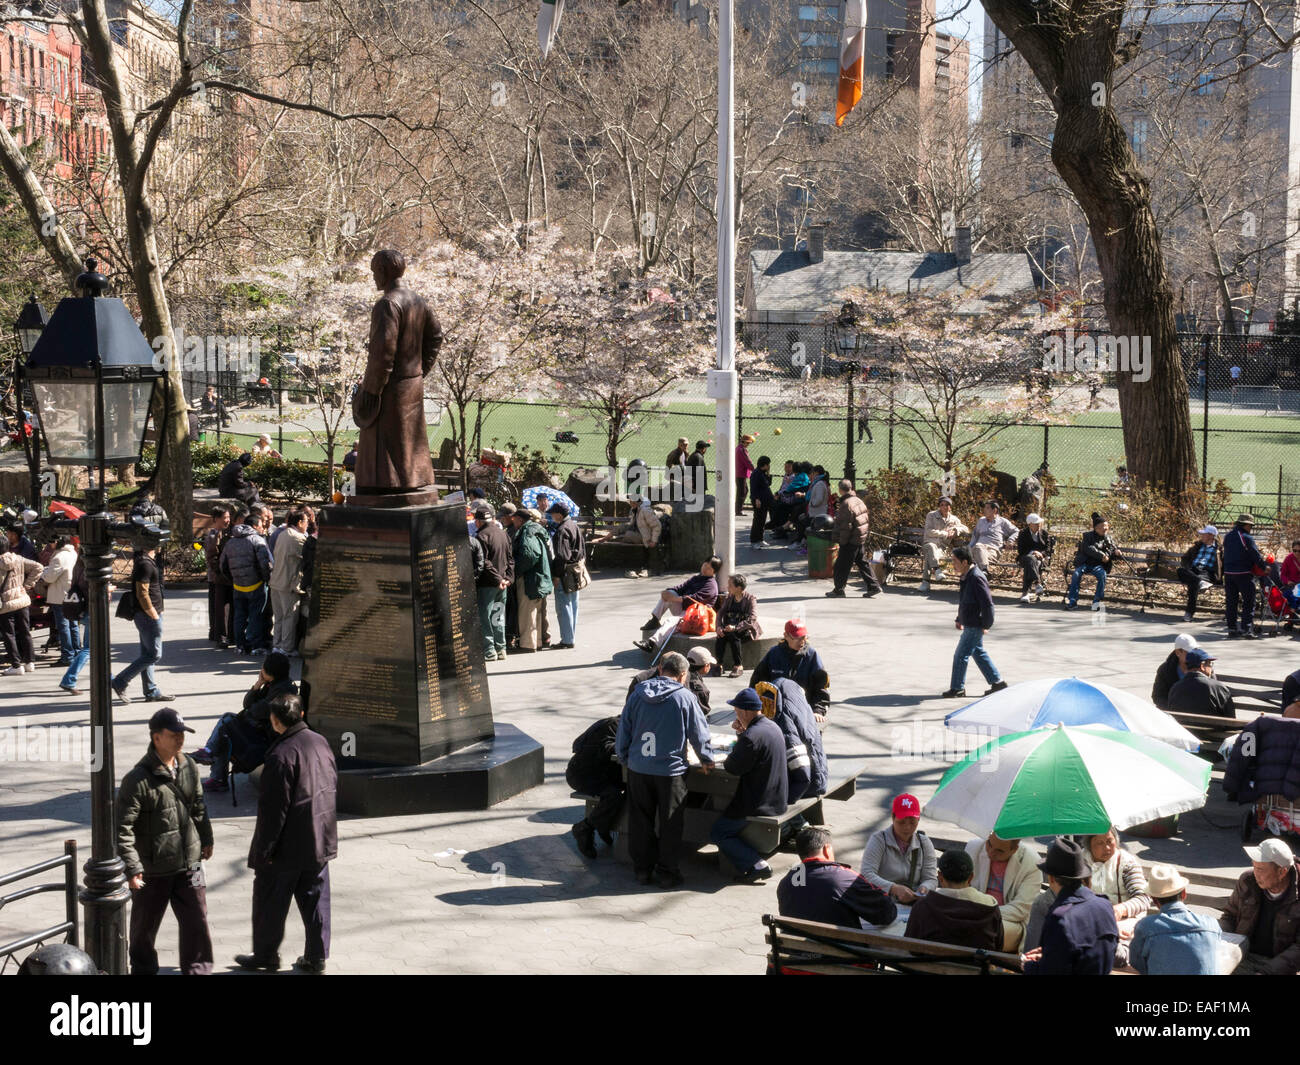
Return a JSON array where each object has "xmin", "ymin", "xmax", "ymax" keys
[
  {"xmin": 19, "ymin": 43, "xmax": 24, "ymax": 80},
  {"xmin": 1131, "ymin": 116, "xmax": 1148, "ymax": 160},
  {"xmin": 1195, "ymin": 72, "xmax": 1212, "ymax": 95},
  {"xmin": 799, "ymin": 58, "xmax": 838, "ymax": 78},
  {"xmin": 38, "ymin": 49, "xmax": 43, "ymax": 87},
  {"xmin": 798, "ymin": 3, "xmax": 818, "ymax": 17},
  {"xmin": 799, "ymin": 31, "xmax": 838, "ymax": 48}
]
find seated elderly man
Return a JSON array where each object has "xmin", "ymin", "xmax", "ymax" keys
[
  {"xmin": 633, "ymin": 555, "xmax": 721, "ymax": 656},
  {"xmin": 918, "ymin": 496, "xmax": 968, "ymax": 592},
  {"xmin": 904, "ymin": 849, "xmax": 1003, "ymax": 951},
  {"xmin": 754, "ymin": 677, "xmax": 827, "ymax": 803},
  {"xmin": 1168, "ymin": 648, "xmax": 1237, "ymax": 718},
  {"xmin": 628, "ymin": 647, "xmax": 713, "ymax": 710},
  {"xmin": 1219, "ymin": 837, "xmax": 1300, "ymax": 974},
  {"xmin": 1129, "ymin": 864, "xmax": 1220, "ymax": 975},
  {"xmin": 750, "ymin": 620, "xmax": 831, "ymax": 719},
  {"xmin": 777, "ymin": 826, "xmax": 897, "ymax": 928},
  {"xmin": 1152, "ymin": 633, "xmax": 1199, "ymax": 711},
  {"xmin": 968, "ymin": 500, "xmax": 1018, "ymax": 571},
  {"xmin": 1022, "ymin": 838, "xmax": 1118, "ymax": 975},
  {"xmin": 193, "ymin": 651, "xmax": 297, "ymax": 792},
  {"xmin": 965, "ymin": 832, "xmax": 1042, "ymax": 952}
]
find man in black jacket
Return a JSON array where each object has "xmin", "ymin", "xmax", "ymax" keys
[
  {"xmin": 749, "ymin": 456, "xmax": 774, "ymax": 545},
  {"xmin": 566, "ymin": 716, "xmax": 623, "ymax": 859},
  {"xmin": 218, "ymin": 452, "xmax": 260, "ymax": 507},
  {"xmin": 1151, "ymin": 633, "xmax": 1199, "ymax": 711},
  {"xmin": 115, "ymin": 708, "xmax": 214, "ymax": 975},
  {"xmin": 1168, "ymin": 648, "xmax": 1237, "ymax": 719},
  {"xmin": 945, "ymin": 545, "xmax": 1006, "ymax": 699},
  {"xmin": 1066, "ymin": 512, "xmax": 1121, "ymax": 611},
  {"xmin": 236, "ymin": 694, "xmax": 338, "ymax": 974},
  {"xmin": 708, "ymin": 687, "xmax": 788, "ymax": 883},
  {"xmin": 777, "ymin": 826, "xmax": 897, "ymax": 928},
  {"xmin": 474, "ymin": 505, "xmax": 514, "ymax": 662},
  {"xmin": 548, "ymin": 502, "xmax": 585, "ymax": 650},
  {"xmin": 194, "ymin": 651, "xmax": 297, "ymax": 791}
]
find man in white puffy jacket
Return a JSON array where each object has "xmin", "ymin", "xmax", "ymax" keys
[
  {"xmin": 965, "ymin": 831, "xmax": 1043, "ymax": 952},
  {"xmin": 41, "ymin": 536, "xmax": 79, "ymax": 665}
]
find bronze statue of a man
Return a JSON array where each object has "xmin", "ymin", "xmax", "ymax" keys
[{"xmin": 352, "ymin": 249, "xmax": 443, "ymax": 496}]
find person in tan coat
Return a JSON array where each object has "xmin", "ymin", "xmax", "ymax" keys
[
  {"xmin": 0, "ymin": 541, "xmax": 41, "ymax": 674},
  {"xmin": 352, "ymin": 249, "xmax": 443, "ymax": 495},
  {"xmin": 826, "ymin": 480, "xmax": 881, "ymax": 598},
  {"xmin": 965, "ymin": 832, "xmax": 1043, "ymax": 952},
  {"xmin": 920, "ymin": 497, "xmax": 969, "ymax": 591}
]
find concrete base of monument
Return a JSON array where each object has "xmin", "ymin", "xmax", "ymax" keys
[
  {"xmin": 346, "ymin": 488, "xmax": 441, "ymax": 508},
  {"xmin": 335, "ymin": 723, "xmax": 544, "ymax": 817}
]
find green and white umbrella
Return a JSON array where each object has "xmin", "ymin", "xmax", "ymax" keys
[{"xmin": 924, "ymin": 723, "xmax": 1211, "ymax": 839}]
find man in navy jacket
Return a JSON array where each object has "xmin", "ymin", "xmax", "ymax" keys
[
  {"xmin": 1023, "ymin": 838, "xmax": 1118, "ymax": 975},
  {"xmin": 944, "ymin": 545, "xmax": 1007, "ymax": 699},
  {"xmin": 1223, "ymin": 513, "xmax": 1266, "ymax": 638},
  {"xmin": 777, "ymin": 826, "xmax": 897, "ymax": 928},
  {"xmin": 708, "ymin": 688, "xmax": 787, "ymax": 884}
]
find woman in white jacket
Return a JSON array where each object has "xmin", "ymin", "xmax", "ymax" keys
[{"xmin": 41, "ymin": 537, "xmax": 79, "ymax": 664}]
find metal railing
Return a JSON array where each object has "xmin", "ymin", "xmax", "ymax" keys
[{"xmin": 0, "ymin": 839, "xmax": 79, "ymax": 973}]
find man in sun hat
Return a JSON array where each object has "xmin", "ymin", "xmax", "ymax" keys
[
  {"xmin": 1022, "ymin": 837, "xmax": 1117, "ymax": 975},
  {"xmin": 1223, "ymin": 512, "xmax": 1267, "ymax": 638},
  {"xmin": 1151, "ymin": 632, "xmax": 1199, "ymax": 711},
  {"xmin": 749, "ymin": 618, "xmax": 831, "ymax": 718},
  {"xmin": 1176, "ymin": 523, "xmax": 1222, "ymax": 622},
  {"xmin": 1129, "ymin": 863, "xmax": 1220, "ymax": 975},
  {"xmin": 1167, "ymin": 647, "xmax": 1236, "ymax": 718},
  {"xmin": 1219, "ymin": 837, "xmax": 1300, "ymax": 974}
]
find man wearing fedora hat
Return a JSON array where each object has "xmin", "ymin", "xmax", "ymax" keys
[
  {"xmin": 1129, "ymin": 864, "xmax": 1220, "ymax": 975},
  {"xmin": 1022, "ymin": 838, "xmax": 1117, "ymax": 975},
  {"xmin": 1220, "ymin": 837, "xmax": 1300, "ymax": 974},
  {"xmin": 1222, "ymin": 513, "xmax": 1267, "ymax": 638}
]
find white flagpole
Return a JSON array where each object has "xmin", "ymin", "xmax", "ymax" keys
[{"xmin": 713, "ymin": 0, "xmax": 736, "ymax": 574}]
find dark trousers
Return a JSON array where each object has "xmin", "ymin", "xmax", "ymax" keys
[
  {"xmin": 1178, "ymin": 565, "xmax": 1213, "ymax": 614},
  {"xmin": 1225, "ymin": 573, "xmax": 1257, "ymax": 632},
  {"xmin": 750, "ymin": 501, "xmax": 769, "ymax": 544},
  {"xmin": 715, "ymin": 631, "xmax": 751, "ymax": 669},
  {"xmin": 734, "ymin": 477, "xmax": 748, "ymax": 516},
  {"xmin": 129, "ymin": 868, "xmax": 214, "ymax": 975},
  {"xmin": 625, "ymin": 771, "xmax": 689, "ymax": 877},
  {"xmin": 0, "ymin": 606, "xmax": 33, "ymax": 667},
  {"xmin": 252, "ymin": 862, "xmax": 331, "ymax": 963},
  {"xmin": 207, "ymin": 582, "xmax": 231, "ymax": 642},
  {"xmin": 566, "ymin": 768, "xmax": 625, "ymax": 835},
  {"xmin": 1020, "ymin": 554, "xmax": 1044, "ymax": 594},
  {"xmin": 833, "ymin": 542, "xmax": 882, "ymax": 593}
]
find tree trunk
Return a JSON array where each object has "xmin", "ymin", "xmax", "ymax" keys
[{"xmin": 984, "ymin": 0, "xmax": 1198, "ymax": 498}]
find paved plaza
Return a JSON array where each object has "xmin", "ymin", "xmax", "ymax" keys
[{"xmin": 0, "ymin": 536, "xmax": 1283, "ymax": 974}]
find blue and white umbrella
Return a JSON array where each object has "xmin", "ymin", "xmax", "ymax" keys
[
  {"xmin": 944, "ymin": 677, "xmax": 1200, "ymax": 753},
  {"xmin": 520, "ymin": 485, "xmax": 579, "ymax": 518}
]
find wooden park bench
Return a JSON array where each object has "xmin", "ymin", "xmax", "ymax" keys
[
  {"xmin": 571, "ymin": 762, "xmax": 861, "ymax": 873},
  {"xmin": 762, "ymin": 914, "xmax": 1023, "ymax": 975},
  {"xmin": 1218, "ymin": 673, "xmax": 1284, "ymax": 715}
]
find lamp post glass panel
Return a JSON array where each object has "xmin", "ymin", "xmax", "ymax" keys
[
  {"xmin": 25, "ymin": 260, "xmax": 166, "ymax": 974},
  {"xmin": 13, "ymin": 295, "xmax": 48, "ymax": 506}
]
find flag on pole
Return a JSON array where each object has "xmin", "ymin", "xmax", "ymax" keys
[
  {"xmin": 836, "ymin": 0, "xmax": 867, "ymax": 126},
  {"xmin": 538, "ymin": 0, "xmax": 565, "ymax": 60}
]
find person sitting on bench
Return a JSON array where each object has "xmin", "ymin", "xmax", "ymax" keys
[
  {"xmin": 628, "ymin": 647, "xmax": 713, "ymax": 711},
  {"xmin": 965, "ymin": 832, "xmax": 1042, "ymax": 952},
  {"xmin": 194, "ymin": 651, "xmax": 297, "ymax": 791},
  {"xmin": 904, "ymin": 849, "xmax": 1003, "ymax": 952},
  {"xmin": 968, "ymin": 500, "xmax": 1017, "ymax": 571},
  {"xmin": 860, "ymin": 793, "xmax": 937, "ymax": 903},
  {"xmin": 633, "ymin": 556, "xmax": 721, "ymax": 655},
  {"xmin": 706, "ymin": 688, "xmax": 787, "ymax": 884},
  {"xmin": 1151, "ymin": 633, "xmax": 1199, "ymax": 711},
  {"xmin": 754, "ymin": 677, "xmax": 826, "ymax": 803},
  {"xmin": 750, "ymin": 620, "xmax": 830, "ymax": 719},
  {"xmin": 1167, "ymin": 648, "xmax": 1236, "ymax": 718},
  {"xmin": 1177, "ymin": 524, "xmax": 1223, "ymax": 623},
  {"xmin": 1065, "ymin": 512, "xmax": 1121, "ymax": 611},
  {"xmin": 1016, "ymin": 513, "xmax": 1050, "ymax": 604},
  {"xmin": 1022, "ymin": 838, "xmax": 1118, "ymax": 975},
  {"xmin": 566, "ymin": 716, "xmax": 623, "ymax": 860},
  {"xmin": 776, "ymin": 825, "xmax": 896, "ymax": 928}
]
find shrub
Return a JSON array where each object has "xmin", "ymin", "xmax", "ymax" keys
[{"xmin": 246, "ymin": 455, "xmax": 331, "ymax": 501}]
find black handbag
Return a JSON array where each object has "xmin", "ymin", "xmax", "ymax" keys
[{"xmin": 115, "ymin": 588, "xmax": 137, "ymax": 621}]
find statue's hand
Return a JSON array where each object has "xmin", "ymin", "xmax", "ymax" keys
[{"xmin": 352, "ymin": 387, "xmax": 382, "ymax": 429}]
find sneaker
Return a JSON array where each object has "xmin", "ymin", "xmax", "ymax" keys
[
  {"xmin": 1198, "ymin": 579, "xmax": 1212, "ymax": 592},
  {"xmin": 1091, "ymin": 602, "xmax": 1103, "ymax": 611},
  {"xmin": 862, "ymin": 588, "xmax": 881, "ymax": 598},
  {"xmin": 58, "ymin": 683, "xmax": 77, "ymax": 695},
  {"xmin": 933, "ymin": 570, "xmax": 947, "ymax": 582},
  {"xmin": 571, "ymin": 822, "xmax": 598, "ymax": 859},
  {"xmin": 23, "ymin": 662, "xmax": 35, "ymax": 673},
  {"xmin": 112, "ymin": 684, "xmax": 130, "ymax": 704},
  {"xmin": 735, "ymin": 864, "xmax": 773, "ymax": 885},
  {"xmin": 495, "ymin": 649, "xmax": 508, "ymax": 660},
  {"xmin": 1243, "ymin": 629, "xmax": 1259, "ymax": 640},
  {"xmin": 292, "ymin": 956, "xmax": 326, "ymax": 974},
  {"xmin": 984, "ymin": 680, "xmax": 1009, "ymax": 695},
  {"xmin": 1064, "ymin": 602, "xmax": 1079, "ymax": 611},
  {"xmin": 641, "ymin": 617, "xmax": 659, "ymax": 631},
  {"xmin": 145, "ymin": 692, "xmax": 174, "ymax": 702},
  {"xmin": 941, "ymin": 688, "xmax": 967, "ymax": 698},
  {"xmin": 918, "ymin": 581, "xmax": 931, "ymax": 592},
  {"xmin": 632, "ymin": 639, "xmax": 653, "ymax": 653},
  {"xmin": 192, "ymin": 747, "xmax": 214, "ymax": 766},
  {"xmin": 1018, "ymin": 593, "xmax": 1032, "ymax": 604},
  {"xmin": 483, "ymin": 651, "xmax": 498, "ymax": 662},
  {"xmin": 637, "ymin": 569, "xmax": 650, "ymax": 578},
  {"xmin": 623, "ymin": 570, "xmax": 641, "ymax": 579},
  {"xmin": 249, "ymin": 648, "xmax": 271, "ymax": 657},
  {"xmin": 824, "ymin": 588, "xmax": 846, "ymax": 598},
  {"xmin": 1033, "ymin": 583, "xmax": 1045, "ymax": 594},
  {"xmin": 1, "ymin": 666, "xmax": 21, "ymax": 676},
  {"xmin": 234, "ymin": 953, "xmax": 280, "ymax": 972},
  {"xmin": 203, "ymin": 777, "xmax": 229, "ymax": 792},
  {"xmin": 726, "ymin": 666, "xmax": 744, "ymax": 678},
  {"xmin": 1183, "ymin": 613, "xmax": 1194, "ymax": 623}
]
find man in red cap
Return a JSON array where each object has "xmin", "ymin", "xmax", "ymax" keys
[{"xmin": 749, "ymin": 619, "xmax": 830, "ymax": 719}]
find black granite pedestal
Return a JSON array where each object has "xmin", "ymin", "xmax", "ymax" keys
[{"xmin": 299, "ymin": 502, "xmax": 543, "ymax": 816}]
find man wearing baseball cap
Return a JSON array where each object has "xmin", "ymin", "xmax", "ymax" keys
[
  {"xmin": 1220, "ymin": 837, "xmax": 1300, "ymax": 974},
  {"xmin": 1129, "ymin": 863, "xmax": 1220, "ymax": 975},
  {"xmin": 114, "ymin": 708, "xmax": 214, "ymax": 975},
  {"xmin": 1176, "ymin": 524, "xmax": 1222, "ymax": 623},
  {"xmin": 627, "ymin": 646, "xmax": 714, "ymax": 710},
  {"xmin": 1223, "ymin": 512, "xmax": 1267, "ymax": 638},
  {"xmin": 1167, "ymin": 647, "xmax": 1237, "ymax": 718},
  {"xmin": 1022, "ymin": 838, "xmax": 1117, "ymax": 975},
  {"xmin": 1151, "ymin": 633, "xmax": 1199, "ymax": 711},
  {"xmin": 749, "ymin": 619, "xmax": 831, "ymax": 719}
]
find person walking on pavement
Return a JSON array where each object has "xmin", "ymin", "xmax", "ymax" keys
[
  {"xmin": 474, "ymin": 504, "xmax": 513, "ymax": 661},
  {"xmin": 56, "ymin": 555, "xmax": 90, "ymax": 694},
  {"xmin": 236, "ymin": 694, "xmax": 337, "ymax": 974},
  {"xmin": 944, "ymin": 545, "xmax": 1006, "ymax": 699},
  {"xmin": 1223, "ymin": 513, "xmax": 1266, "ymax": 638},
  {"xmin": 112, "ymin": 544, "xmax": 172, "ymax": 703},
  {"xmin": 115, "ymin": 707, "xmax": 214, "ymax": 975},
  {"xmin": 548, "ymin": 502, "xmax": 586, "ymax": 650},
  {"xmin": 826, "ymin": 479, "xmax": 882, "ymax": 598},
  {"xmin": 616, "ymin": 652, "xmax": 714, "ymax": 888}
]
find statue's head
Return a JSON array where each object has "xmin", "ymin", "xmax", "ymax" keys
[{"xmin": 371, "ymin": 249, "xmax": 406, "ymax": 289}]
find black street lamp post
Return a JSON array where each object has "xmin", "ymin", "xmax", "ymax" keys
[
  {"xmin": 835, "ymin": 301, "xmax": 862, "ymax": 484},
  {"xmin": 25, "ymin": 260, "xmax": 169, "ymax": 975},
  {"xmin": 13, "ymin": 294, "xmax": 49, "ymax": 506}
]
